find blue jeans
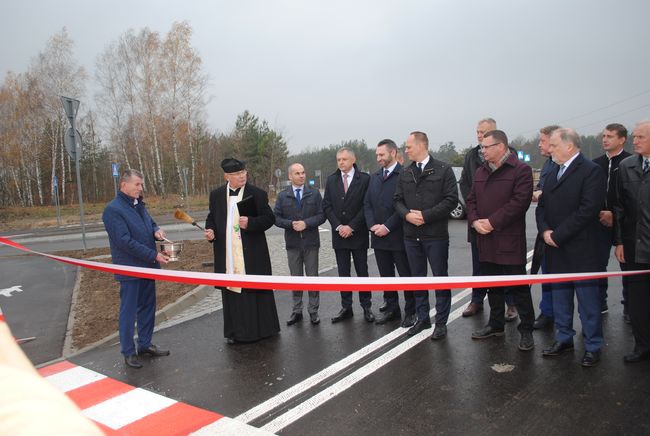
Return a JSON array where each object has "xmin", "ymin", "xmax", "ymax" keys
[
  {"xmin": 552, "ymin": 279, "xmax": 603, "ymax": 352},
  {"xmin": 119, "ymin": 279, "xmax": 156, "ymax": 356},
  {"xmin": 404, "ymin": 238, "xmax": 451, "ymax": 324}
]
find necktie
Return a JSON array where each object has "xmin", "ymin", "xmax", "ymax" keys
[
  {"xmin": 557, "ymin": 164, "xmax": 566, "ymax": 181},
  {"xmin": 416, "ymin": 162, "xmax": 423, "ymax": 176},
  {"xmin": 295, "ymin": 188, "xmax": 302, "ymax": 207},
  {"xmin": 343, "ymin": 173, "xmax": 349, "ymax": 193},
  {"xmin": 383, "ymin": 169, "xmax": 389, "ymax": 180},
  {"xmin": 644, "ymin": 159, "xmax": 650, "ymax": 174}
]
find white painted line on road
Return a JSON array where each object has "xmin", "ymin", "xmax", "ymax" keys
[
  {"xmin": 240, "ymin": 249, "xmax": 535, "ymax": 428},
  {"xmin": 46, "ymin": 365, "xmax": 107, "ymax": 392},
  {"xmin": 82, "ymin": 387, "xmax": 176, "ymax": 429},
  {"xmin": 191, "ymin": 417, "xmax": 277, "ymax": 435},
  {"xmin": 262, "ymin": 301, "xmax": 471, "ymax": 433}
]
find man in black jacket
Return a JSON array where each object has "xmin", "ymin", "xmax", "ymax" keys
[
  {"xmin": 614, "ymin": 120, "xmax": 650, "ymax": 363},
  {"xmin": 323, "ymin": 147, "xmax": 375, "ymax": 323},
  {"xmin": 274, "ymin": 163, "xmax": 326, "ymax": 326},
  {"xmin": 364, "ymin": 139, "xmax": 414, "ymax": 327},
  {"xmin": 593, "ymin": 123, "xmax": 631, "ymax": 316},
  {"xmin": 394, "ymin": 131, "xmax": 458, "ymax": 339}
]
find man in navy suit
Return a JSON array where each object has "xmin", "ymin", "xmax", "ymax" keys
[
  {"xmin": 536, "ymin": 128, "xmax": 606, "ymax": 367},
  {"xmin": 103, "ymin": 169, "xmax": 171, "ymax": 369},
  {"xmin": 364, "ymin": 139, "xmax": 414, "ymax": 327},
  {"xmin": 323, "ymin": 147, "xmax": 374, "ymax": 323}
]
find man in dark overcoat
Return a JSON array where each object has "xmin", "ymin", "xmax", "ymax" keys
[
  {"xmin": 363, "ymin": 139, "xmax": 414, "ymax": 327},
  {"xmin": 322, "ymin": 147, "xmax": 375, "ymax": 323},
  {"xmin": 205, "ymin": 158, "xmax": 280, "ymax": 343},
  {"xmin": 536, "ymin": 128, "xmax": 606, "ymax": 367},
  {"xmin": 466, "ymin": 130, "xmax": 535, "ymax": 351}
]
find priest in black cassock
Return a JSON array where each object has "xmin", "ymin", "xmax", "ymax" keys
[{"xmin": 204, "ymin": 158, "xmax": 280, "ymax": 344}]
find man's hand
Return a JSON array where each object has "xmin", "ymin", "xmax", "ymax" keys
[
  {"xmin": 338, "ymin": 225, "xmax": 354, "ymax": 238},
  {"xmin": 292, "ymin": 220, "xmax": 307, "ymax": 232},
  {"xmin": 154, "ymin": 229, "xmax": 166, "ymax": 240},
  {"xmin": 156, "ymin": 252, "xmax": 170, "ymax": 265},
  {"xmin": 239, "ymin": 216, "xmax": 249, "ymax": 229},
  {"xmin": 373, "ymin": 224, "xmax": 389, "ymax": 237},
  {"xmin": 543, "ymin": 230, "xmax": 558, "ymax": 247},
  {"xmin": 405, "ymin": 210, "xmax": 425, "ymax": 226},
  {"xmin": 599, "ymin": 210, "xmax": 614, "ymax": 227},
  {"xmin": 615, "ymin": 244, "xmax": 625, "ymax": 263},
  {"xmin": 204, "ymin": 229, "xmax": 215, "ymax": 241},
  {"xmin": 472, "ymin": 219, "xmax": 493, "ymax": 234},
  {"xmin": 532, "ymin": 190, "xmax": 542, "ymax": 203}
]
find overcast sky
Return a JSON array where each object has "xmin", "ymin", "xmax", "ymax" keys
[{"xmin": 2, "ymin": 0, "xmax": 649, "ymax": 153}]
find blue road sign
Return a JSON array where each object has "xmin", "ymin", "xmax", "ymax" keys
[
  {"xmin": 53, "ymin": 175, "xmax": 58, "ymax": 188},
  {"xmin": 517, "ymin": 151, "xmax": 524, "ymax": 160},
  {"xmin": 524, "ymin": 154, "xmax": 531, "ymax": 162},
  {"xmin": 309, "ymin": 180, "xmax": 315, "ymax": 185},
  {"xmin": 112, "ymin": 163, "xmax": 119, "ymax": 177}
]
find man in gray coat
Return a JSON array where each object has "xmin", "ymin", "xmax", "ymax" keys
[{"xmin": 274, "ymin": 163, "xmax": 326, "ymax": 325}]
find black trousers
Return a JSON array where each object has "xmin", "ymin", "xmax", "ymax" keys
[
  {"xmin": 335, "ymin": 248, "xmax": 371, "ymax": 309},
  {"xmin": 374, "ymin": 249, "xmax": 415, "ymax": 315},
  {"xmin": 480, "ymin": 262, "xmax": 534, "ymax": 332},
  {"xmin": 624, "ymin": 260, "xmax": 650, "ymax": 352}
]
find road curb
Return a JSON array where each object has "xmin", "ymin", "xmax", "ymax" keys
[
  {"xmin": 57, "ymin": 280, "xmax": 211, "ymax": 362},
  {"xmin": 62, "ymin": 266, "xmax": 82, "ymax": 356}
]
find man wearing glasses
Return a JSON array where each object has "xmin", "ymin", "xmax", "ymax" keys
[{"xmin": 466, "ymin": 130, "xmax": 535, "ymax": 350}]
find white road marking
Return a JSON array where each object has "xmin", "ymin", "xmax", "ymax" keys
[
  {"xmin": 0, "ymin": 285, "xmax": 23, "ymax": 297},
  {"xmin": 46, "ymin": 365, "xmax": 107, "ymax": 392},
  {"xmin": 82, "ymin": 388, "xmax": 176, "ymax": 429},
  {"xmin": 191, "ymin": 417, "xmax": 277, "ymax": 435},
  {"xmin": 241, "ymin": 249, "xmax": 535, "ymax": 430}
]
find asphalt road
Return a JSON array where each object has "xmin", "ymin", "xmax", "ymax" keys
[{"xmin": 3, "ymin": 207, "xmax": 649, "ymax": 434}]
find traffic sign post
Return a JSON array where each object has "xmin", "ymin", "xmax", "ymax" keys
[
  {"xmin": 53, "ymin": 175, "xmax": 61, "ymax": 227},
  {"xmin": 61, "ymin": 96, "xmax": 87, "ymax": 251},
  {"xmin": 112, "ymin": 163, "xmax": 119, "ymax": 197}
]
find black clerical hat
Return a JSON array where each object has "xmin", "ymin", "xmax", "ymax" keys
[{"xmin": 221, "ymin": 158, "xmax": 246, "ymax": 173}]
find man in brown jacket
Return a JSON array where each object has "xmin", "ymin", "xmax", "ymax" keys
[{"xmin": 466, "ymin": 130, "xmax": 535, "ymax": 351}]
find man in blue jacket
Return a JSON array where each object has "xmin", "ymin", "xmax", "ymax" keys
[
  {"xmin": 274, "ymin": 163, "xmax": 326, "ymax": 325},
  {"xmin": 103, "ymin": 169, "xmax": 170, "ymax": 369},
  {"xmin": 364, "ymin": 139, "xmax": 414, "ymax": 327}
]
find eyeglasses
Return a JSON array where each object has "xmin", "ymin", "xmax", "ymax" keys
[{"xmin": 480, "ymin": 142, "xmax": 502, "ymax": 150}]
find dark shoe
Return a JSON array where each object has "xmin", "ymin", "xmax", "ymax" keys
[
  {"xmin": 124, "ymin": 354, "xmax": 143, "ymax": 369},
  {"xmin": 624, "ymin": 313, "xmax": 632, "ymax": 324},
  {"xmin": 375, "ymin": 309, "xmax": 400, "ymax": 325},
  {"xmin": 363, "ymin": 308, "xmax": 375, "ymax": 323},
  {"xmin": 431, "ymin": 324, "xmax": 447, "ymax": 340},
  {"xmin": 471, "ymin": 325, "xmax": 505, "ymax": 339},
  {"xmin": 505, "ymin": 305, "xmax": 519, "ymax": 322},
  {"xmin": 138, "ymin": 344, "xmax": 170, "ymax": 357},
  {"xmin": 331, "ymin": 308, "xmax": 353, "ymax": 323},
  {"xmin": 581, "ymin": 350, "xmax": 601, "ymax": 367},
  {"xmin": 379, "ymin": 301, "xmax": 389, "ymax": 312},
  {"xmin": 624, "ymin": 350, "xmax": 650, "ymax": 363},
  {"xmin": 533, "ymin": 313, "xmax": 554, "ymax": 330},
  {"xmin": 310, "ymin": 313, "xmax": 320, "ymax": 325},
  {"xmin": 407, "ymin": 318, "xmax": 432, "ymax": 336},
  {"xmin": 462, "ymin": 302, "xmax": 483, "ymax": 317},
  {"xmin": 401, "ymin": 313, "xmax": 417, "ymax": 328},
  {"xmin": 542, "ymin": 341, "xmax": 574, "ymax": 357},
  {"xmin": 226, "ymin": 337, "xmax": 236, "ymax": 345},
  {"xmin": 518, "ymin": 331, "xmax": 535, "ymax": 351},
  {"xmin": 287, "ymin": 313, "xmax": 303, "ymax": 326}
]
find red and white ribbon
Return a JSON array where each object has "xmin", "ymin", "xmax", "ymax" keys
[{"xmin": 1, "ymin": 236, "xmax": 648, "ymax": 292}]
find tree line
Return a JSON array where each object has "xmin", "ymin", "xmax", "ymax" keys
[{"xmin": 0, "ymin": 22, "xmax": 631, "ymax": 208}]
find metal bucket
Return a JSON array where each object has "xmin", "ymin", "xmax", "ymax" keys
[{"xmin": 159, "ymin": 242, "xmax": 184, "ymax": 262}]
